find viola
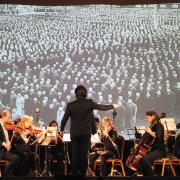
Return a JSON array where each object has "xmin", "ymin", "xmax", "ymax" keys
[{"xmin": 4, "ymin": 121, "xmax": 24, "ymax": 134}]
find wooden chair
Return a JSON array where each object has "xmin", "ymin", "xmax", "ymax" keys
[
  {"xmin": 171, "ymin": 157, "xmax": 180, "ymax": 175},
  {"xmin": 0, "ymin": 160, "xmax": 9, "ymax": 177},
  {"xmin": 153, "ymin": 156, "xmax": 176, "ymax": 176},
  {"xmin": 94, "ymin": 134, "xmax": 126, "ymax": 176}
]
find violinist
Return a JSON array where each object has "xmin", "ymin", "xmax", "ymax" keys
[
  {"xmin": 99, "ymin": 116, "xmax": 119, "ymax": 176},
  {"xmin": 137, "ymin": 111, "xmax": 166, "ymax": 176},
  {"xmin": 0, "ymin": 110, "xmax": 20, "ymax": 176},
  {"xmin": 11, "ymin": 115, "xmax": 35, "ymax": 176},
  {"xmin": 48, "ymin": 120, "xmax": 65, "ymax": 175}
]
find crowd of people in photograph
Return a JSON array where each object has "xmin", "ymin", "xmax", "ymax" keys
[{"xmin": 0, "ymin": 5, "xmax": 179, "ymax": 134}]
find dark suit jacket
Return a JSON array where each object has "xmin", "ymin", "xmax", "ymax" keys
[
  {"xmin": 0, "ymin": 123, "xmax": 7, "ymax": 160},
  {"xmin": 0, "ymin": 123, "xmax": 13, "ymax": 160},
  {"xmin": 61, "ymin": 97, "xmax": 113, "ymax": 138}
]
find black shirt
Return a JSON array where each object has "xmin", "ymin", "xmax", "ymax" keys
[{"xmin": 151, "ymin": 122, "xmax": 166, "ymax": 154}]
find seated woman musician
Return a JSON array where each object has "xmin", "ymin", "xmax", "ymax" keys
[
  {"xmin": 99, "ymin": 116, "xmax": 119, "ymax": 176},
  {"xmin": 11, "ymin": 115, "xmax": 35, "ymax": 176},
  {"xmin": 48, "ymin": 120, "xmax": 65, "ymax": 175},
  {"xmin": 137, "ymin": 111, "xmax": 166, "ymax": 176}
]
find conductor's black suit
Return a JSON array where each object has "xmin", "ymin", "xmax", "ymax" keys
[{"xmin": 61, "ymin": 96, "xmax": 114, "ymax": 176}]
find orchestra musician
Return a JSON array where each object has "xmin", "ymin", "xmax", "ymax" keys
[
  {"xmin": 89, "ymin": 116, "xmax": 120, "ymax": 176},
  {"xmin": 174, "ymin": 122, "xmax": 180, "ymax": 158},
  {"xmin": 137, "ymin": 111, "xmax": 166, "ymax": 176},
  {"xmin": 0, "ymin": 110, "xmax": 20, "ymax": 176},
  {"xmin": 99, "ymin": 116, "xmax": 119, "ymax": 176},
  {"xmin": 174, "ymin": 122, "xmax": 180, "ymax": 176},
  {"xmin": 11, "ymin": 115, "xmax": 35, "ymax": 176},
  {"xmin": 48, "ymin": 120, "xmax": 65, "ymax": 175}
]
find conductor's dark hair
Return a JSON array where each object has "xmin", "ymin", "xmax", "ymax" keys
[
  {"xmin": 146, "ymin": 110, "xmax": 159, "ymax": 121},
  {"xmin": 75, "ymin": 85, "xmax": 87, "ymax": 98}
]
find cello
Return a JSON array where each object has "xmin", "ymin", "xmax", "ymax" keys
[{"xmin": 126, "ymin": 118, "xmax": 158, "ymax": 171}]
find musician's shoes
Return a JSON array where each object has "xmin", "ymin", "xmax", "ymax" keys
[{"xmin": 131, "ymin": 172, "xmax": 137, "ymax": 177}]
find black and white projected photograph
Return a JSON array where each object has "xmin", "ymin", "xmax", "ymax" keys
[{"xmin": 0, "ymin": 3, "xmax": 180, "ymax": 135}]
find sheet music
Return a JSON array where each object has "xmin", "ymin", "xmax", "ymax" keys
[
  {"xmin": 46, "ymin": 127, "xmax": 57, "ymax": 137},
  {"xmin": 91, "ymin": 133, "xmax": 101, "ymax": 143},
  {"xmin": 160, "ymin": 118, "xmax": 177, "ymax": 131},
  {"xmin": 63, "ymin": 133, "xmax": 71, "ymax": 142}
]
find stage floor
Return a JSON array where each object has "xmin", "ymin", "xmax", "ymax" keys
[{"xmin": 0, "ymin": 176, "xmax": 179, "ymax": 180}]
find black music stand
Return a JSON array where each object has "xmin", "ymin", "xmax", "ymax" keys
[
  {"xmin": 40, "ymin": 129, "xmax": 56, "ymax": 177},
  {"xmin": 40, "ymin": 144, "xmax": 53, "ymax": 177},
  {"xmin": 87, "ymin": 134, "xmax": 102, "ymax": 176},
  {"xmin": 35, "ymin": 107, "xmax": 40, "ymax": 126},
  {"xmin": 31, "ymin": 130, "xmax": 47, "ymax": 176},
  {"xmin": 31, "ymin": 142, "xmax": 41, "ymax": 176},
  {"xmin": 112, "ymin": 110, "xmax": 117, "ymax": 129},
  {"xmin": 63, "ymin": 133, "xmax": 71, "ymax": 175}
]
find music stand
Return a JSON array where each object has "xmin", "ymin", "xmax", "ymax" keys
[
  {"xmin": 40, "ymin": 127, "xmax": 58, "ymax": 177},
  {"xmin": 31, "ymin": 141, "xmax": 41, "ymax": 177},
  {"xmin": 63, "ymin": 133, "xmax": 71, "ymax": 175},
  {"xmin": 35, "ymin": 107, "xmax": 40, "ymax": 125},
  {"xmin": 126, "ymin": 128, "xmax": 135, "ymax": 140},
  {"xmin": 41, "ymin": 140, "xmax": 54, "ymax": 176},
  {"xmin": 30, "ymin": 128, "xmax": 48, "ymax": 177},
  {"xmin": 87, "ymin": 134, "xmax": 103, "ymax": 176}
]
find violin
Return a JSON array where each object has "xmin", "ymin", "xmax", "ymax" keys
[
  {"xmin": 30, "ymin": 125, "xmax": 45, "ymax": 135},
  {"xmin": 4, "ymin": 121, "xmax": 24, "ymax": 134}
]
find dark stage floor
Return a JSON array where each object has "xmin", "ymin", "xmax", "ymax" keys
[{"xmin": 0, "ymin": 176, "xmax": 179, "ymax": 180}]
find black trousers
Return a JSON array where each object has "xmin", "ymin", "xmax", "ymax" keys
[
  {"xmin": 2, "ymin": 151, "xmax": 19, "ymax": 176},
  {"xmin": 71, "ymin": 135, "xmax": 91, "ymax": 176},
  {"xmin": 139, "ymin": 150, "xmax": 165, "ymax": 176}
]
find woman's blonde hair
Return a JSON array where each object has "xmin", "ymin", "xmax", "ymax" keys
[
  {"xmin": 102, "ymin": 116, "xmax": 114, "ymax": 127},
  {"xmin": 18, "ymin": 115, "xmax": 33, "ymax": 129},
  {"xmin": 101, "ymin": 116, "xmax": 111, "ymax": 123}
]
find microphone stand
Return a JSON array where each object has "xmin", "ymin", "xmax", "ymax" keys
[
  {"xmin": 32, "ymin": 107, "xmax": 41, "ymax": 176},
  {"xmin": 35, "ymin": 108, "xmax": 40, "ymax": 126},
  {"xmin": 112, "ymin": 110, "xmax": 117, "ymax": 128}
]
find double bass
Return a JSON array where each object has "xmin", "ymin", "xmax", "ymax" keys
[{"xmin": 126, "ymin": 119, "xmax": 158, "ymax": 171}]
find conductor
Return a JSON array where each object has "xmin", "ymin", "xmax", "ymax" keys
[{"xmin": 60, "ymin": 85, "xmax": 117, "ymax": 176}]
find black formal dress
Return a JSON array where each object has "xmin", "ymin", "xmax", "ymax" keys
[
  {"xmin": 100, "ymin": 128, "xmax": 119, "ymax": 176},
  {"xmin": 139, "ymin": 122, "xmax": 166, "ymax": 176},
  {"xmin": 11, "ymin": 133, "xmax": 35, "ymax": 176}
]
